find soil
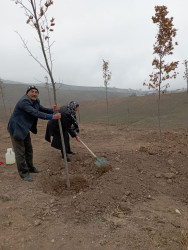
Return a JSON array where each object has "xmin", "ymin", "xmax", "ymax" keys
[{"xmin": 0, "ymin": 120, "xmax": 188, "ymax": 250}]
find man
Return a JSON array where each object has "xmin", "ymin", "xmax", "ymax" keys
[
  {"xmin": 45, "ymin": 101, "xmax": 80, "ymax": 162},
  {"xmin": 7, "ymin": 85, "xmax": 61, "ymax": 182}
]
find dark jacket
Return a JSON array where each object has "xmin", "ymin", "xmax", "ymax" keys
[
  {"xmin": 8, "ymin": 95, "xmax": 53, "ymax": 140},
  {"xmin": 45, "ymin": 105, "xmax": 79, "ymax": 150}
]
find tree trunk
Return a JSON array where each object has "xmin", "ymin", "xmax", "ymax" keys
[
  {"xmin": 158, "ymin": 56, "xmax": 162, "ymax": 140},
  {"xmin": 105, "ymin": 84, "xmax": 109, "ymax": 125},
  {"xmin": 30, "ymin": 0, "xmax": 70, "ymax": 187}
]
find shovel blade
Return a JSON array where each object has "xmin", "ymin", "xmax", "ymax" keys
[{"xmin": 95, "ymin": 157, "xmax": 108, "ymax": 168}]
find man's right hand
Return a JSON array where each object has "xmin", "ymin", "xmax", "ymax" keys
[
  {"xmin": 52, "ymin": 113, "xmax": 61, "ymax": 119},
  {"xmin": 53, "ymin": 104, "xmax": 60, "ymax": 112}
]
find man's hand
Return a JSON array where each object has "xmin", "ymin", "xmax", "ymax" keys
[
  {"xmin": 52, "ymin": 113, "xmax": 61, "ymax": 119},
  {"xmin": 75, "ymin": 135, "xmax": 80, "ymax": 142},
  {"xmin": 53, "ymin": 105, "xmax": 60, "ymax": 112}
]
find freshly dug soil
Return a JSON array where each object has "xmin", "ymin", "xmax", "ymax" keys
[{"xmin": 0, "ymin": 120, "xmax": 188, "ymax": 250}]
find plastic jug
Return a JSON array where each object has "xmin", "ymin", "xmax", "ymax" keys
[{"xmin": 5, "ymin": 148, "xmax": 16, "ymax": 165}]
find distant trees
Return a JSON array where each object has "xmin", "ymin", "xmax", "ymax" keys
[
  {"xmin": 183, "ymin": 60, "xmax": 188, "ymax": 95},
  {"xmin": 143, "ymin": 5, "xmax": 179, "ymax": 138},
  {"xmin": 102, "ymin": 59, "xmax": 111, "ymax": 125},
  {"xmin": 14, "ymin": 0, "xmax": 70, "ymax": 187}
]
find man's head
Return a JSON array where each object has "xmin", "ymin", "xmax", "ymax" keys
[{"xmin": 26, "ymin": 85, "xmax": 39, "ymax": 101}]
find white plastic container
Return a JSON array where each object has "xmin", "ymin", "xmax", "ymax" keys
[{"xmin": 5, "ymin": 148, "xmax": 16, "ymax": 165}]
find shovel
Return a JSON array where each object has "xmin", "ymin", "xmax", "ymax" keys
[{"xmin": 80, "ymin": 139, "xmax": 108, "ymax": 167}]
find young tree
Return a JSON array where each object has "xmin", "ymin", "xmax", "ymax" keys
[
  {"xmin": 102, "ymin": 59, "xmax": 111, "ymax": 125},
  {"xmin": 14, "ymin": 0, "xmax": 70, "ymax": 187},
  {"xmin": 0, "ymin": 78, "xmax": 7, "ymax": 117},
  {"xmin": 143, "ymin": 5, "xmax": 179, "ymax": 138},
  {"xmin": 183, "ymin": 60, "xmax": 188, "ymax": 95}
]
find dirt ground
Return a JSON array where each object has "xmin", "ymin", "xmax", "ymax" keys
[{"xmin": 0, "ymin": 119, "xmax": 188, "ymax": 250}]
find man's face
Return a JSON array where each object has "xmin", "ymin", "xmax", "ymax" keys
[{"xmin": 27, "ymin": 89, "xmax": 39, "ymax": 101}]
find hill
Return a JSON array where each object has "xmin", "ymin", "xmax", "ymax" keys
[
  {"xmin": 0, "ymin": 81, "xmax": 187, "ymax": 129},
  {"xmin": 1, "ymin": 80, "xmax": 148, "ymax": 106},
  {"xmin": 78, "ymin": 92, "xmax": 188, "ymax": 129}
]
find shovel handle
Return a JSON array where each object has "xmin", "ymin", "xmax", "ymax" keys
[{"xmin": 79, "ymin": 139, "xmax": 97, "ymax": 159}]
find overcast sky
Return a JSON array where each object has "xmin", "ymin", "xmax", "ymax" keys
[{"xmin": 1, "ymin": 0, "xmax": 188, "ymax": 90}]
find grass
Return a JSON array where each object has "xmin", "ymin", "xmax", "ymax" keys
[
  {"xmin": 1, "ymin": 88, "xmax": 188, "ymax": 129},
  {"xmin": 79, "ymin": 92, "xmax": 188, "ymax": 129},
  {"xmin": 180, "ymin": 230, "xmax": 188, "ymax": 248},
  {"xmin": 0, "ymin": 195, "xmax": 11, "ymax": 202}
]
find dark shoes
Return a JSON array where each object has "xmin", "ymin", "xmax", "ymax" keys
[
  {"xmin": 68, "ymin": 151, "xmax": 76, "ymax": 155},
  {"xmin": 23, "ymin": 175, "xmax": 33, "ymax": 182},
  {"xmin": 62, "ymin": 157, "xmax": 71, "ymax": 162},
  {"xmin": 30, "ymin": 167, "xmax": 42, "ymax": 173},
  {"xmin": 67, "ymin": 157, "xmax": 71, "ymax": 162},
  {"xmin": 22, "ymin": 167, "xmax": 41, "ymax": 182}
]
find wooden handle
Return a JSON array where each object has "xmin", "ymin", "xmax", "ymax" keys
[{"xmin": 80, "ymin": 139, "xmax": 97, "ymax": 159}]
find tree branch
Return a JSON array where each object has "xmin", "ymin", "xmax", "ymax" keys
[{"xmin": 15, "ymin": 31, "xmax": 48, "ymax": 74}]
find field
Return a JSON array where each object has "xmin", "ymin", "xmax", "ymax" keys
[
  {"xmin": 78, "ymin": 92, "xmax": 188, "ymax": 128},
  {"xmin": 0, "ymin": 116, "xmax": 188, "ymax": 249},
  {"xmin": 1, "ymin": 84, "xmax": 188, "ymax": 129}
]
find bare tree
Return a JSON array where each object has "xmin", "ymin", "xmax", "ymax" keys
[
  {"xmin": 143, "ymin": 5, "xmax": 179, "ymax": 139},
  {"xmin": 102, "ymin": 59, "xmax": 111, "ymax": 125},
  {"xmin": 183, "ymin": 60, "xmax": 188, "ymax": 95},
  {"xmin": 14, "ymin": 0, "xmax": 70, "ymax": 187},
  {"xmin": 0, "ymin": 78, "xmax": 7, "ymax": 117}
]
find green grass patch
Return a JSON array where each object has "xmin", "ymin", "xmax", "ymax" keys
[{"xmin": 0, "ymin": 195, "xmax": 11, "ymax": 202}]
